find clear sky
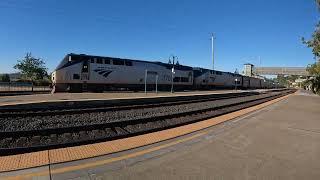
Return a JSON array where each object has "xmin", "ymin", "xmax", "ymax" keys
[{"xmin": 0, "ymin": 0, "xmax": 318, "ymax": 73}]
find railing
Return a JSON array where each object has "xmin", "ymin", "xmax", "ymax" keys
[
  {"xmin": 254, "ymin": 67, "xmax": 308, "ymax": 76},
  {"xmin": 0, "ymin": 82, "xmax": 51, "ymax": 92}
]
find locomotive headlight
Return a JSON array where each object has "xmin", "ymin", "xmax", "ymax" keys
[{"xmin": 51, "ymin": 72, "xmax": 55, "ymax": 81}]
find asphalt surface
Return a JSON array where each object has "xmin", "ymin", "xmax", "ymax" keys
[{"xmin": 1, "ymin": 90, "xmax": 319, "ymax": 180}]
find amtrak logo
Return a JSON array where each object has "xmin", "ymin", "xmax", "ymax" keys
[
  {"xmin": 94, "ymin": 69, "xmax": 113, "ymax": 78},
  {"xmin": 210, "ymin": 76, "xmax": 216, "ymax": 82}
]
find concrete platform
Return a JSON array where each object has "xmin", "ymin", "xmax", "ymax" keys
[
  {"xmin": 0, "ymin": 89, "xmax": 267, "ymax": 106},
  {"xmin": 1, "ymin": 90, "xmax": 319, "ymax": 179}
]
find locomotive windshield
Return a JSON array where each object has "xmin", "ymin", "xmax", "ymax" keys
[{"xmin": 55, "ymin": 54, "xmax": 85, "ymax": 71}]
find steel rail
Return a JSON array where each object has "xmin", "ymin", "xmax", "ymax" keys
[
  {"xmin": 0, "ymin": 89, "xmax": 295, "ymax": 155},
  {"xmin": 0, "ymin": 92, "xmax": 259, "ymax": 117}
]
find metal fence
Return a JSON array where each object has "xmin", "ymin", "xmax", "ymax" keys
[{"xmin": 0, "ymin": 82, "xmax": 51, "ymax": 92}]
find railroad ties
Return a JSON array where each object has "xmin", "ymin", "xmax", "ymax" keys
[{"xmin": 0, "ymin": 89, "xmax": 296, "ymax": 156}]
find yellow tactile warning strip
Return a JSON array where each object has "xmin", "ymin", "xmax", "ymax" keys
[
  {"xmin": 3, "ymin": 132, "xmax": 207, "ymax": 180},
  {"xmin": 0, "ymin": 93, "xmax": 292, "ymax": 173}
]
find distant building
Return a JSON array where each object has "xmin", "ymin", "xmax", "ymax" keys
[{"xmin": 243, "ymin": 63, "xmax": 254, "ymax": 77}]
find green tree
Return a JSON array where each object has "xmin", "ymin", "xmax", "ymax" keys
[
  {"xmin": 305, "ymin": 62, "xmax": 320, "ymax": 94},
  {"xmin": 306, "ymin": 62, "xmax": 320, "ymax": 75},
  {"xmin": 0, "ymin": 74, "xmax": 10, "ymax": 82},
  {"xmin": 302, "ymin": 0, "xmax": 320, "ymax": 94},
  {"xmin": 14, "ymin": 53, "xmax": 48, "ymax": 82},
  {"xmin": 276, "ymin": 75, "xmax": 290, "ymax": 87},
  {"xmin": 302, "ymin": 1, "xmax": 320, "ymax": 59}
]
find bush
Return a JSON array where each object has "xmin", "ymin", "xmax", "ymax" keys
[
  {"xmin": 0, "ymin": 74, "xmax": 10, "ymax": 82},
  {"xmin": 311, "ymin": 75, "xmax": 320, "ymax": 95}
]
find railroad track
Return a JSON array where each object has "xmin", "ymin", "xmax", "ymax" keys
[
  {"xmin": 0, "ymin": 91, "xmax": 260, "ymax": 116},
  {"xmin": 0, "ymin": 89, "xmax": 295, "ymax": 155}
]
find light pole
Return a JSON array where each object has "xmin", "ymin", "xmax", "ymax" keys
[
  {"xmin": 144, "ymin": 69, "xmax": 148, "ymax": 94},
  {"xmin": 235, "ymin": 78, "xmax": 238, "ymax": 90},
  {"xmin": 155, "ymin": 74, "xmax": 158, "ymax": 93},
  {"xmin": 170, "ymin": 55, "xmax": 177, "ymax": 93},
  {"xmin": 211, "ymin": 33, "xmax": 215, "ymax": 70}
]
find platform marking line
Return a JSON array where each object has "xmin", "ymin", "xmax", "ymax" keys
[
  {"xmin": 1, "ymin": 93, "xmax": 292, "ymax": 179},
  {"xmin": 2, "ymin": 132, "xmax": 207, "ymax": 180}
]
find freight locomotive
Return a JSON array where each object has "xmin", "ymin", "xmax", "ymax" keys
[{"xmin": 51, "ymin": 53, "xmax": 277, "ymax": 92}]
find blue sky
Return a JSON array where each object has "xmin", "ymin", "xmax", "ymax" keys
[{"xmin": 0, "ymin": 0, "xmax": 318, "ymax": 73}]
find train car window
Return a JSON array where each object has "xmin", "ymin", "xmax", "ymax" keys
[
  {"xmin": 216, "ymin": 71, "xmax": 222, "ymax": 75},
  {"xmin": 73, "ymin": 74, "xmax": 80, "ymax": 79},
  {"xmin": 181, "ymin": 77, "xmax": 189, "ymax": 82},
  {"xmin": 193, "ymin": 70, "xmax": 201, "ymax": 77},
  {"xmin": 172, "ymin": 77, "xmax": 189, "ymax": 82},
  {"xmin": 96, "ymin": 58, "xmax": 103, "ymax": 64},
  {"xmin": 90, "ymin": 59, "xmax": 94, "ymax": 63},
  {"xmin": 113, "ymin": 59, "xmax": 125, "ymax": 65},
  {"xmin": 104, "ymin": 59, "xmax": 110, "ymax": 64},
  {"xmin": 173, "ymin": 77, "xmax": 180, "ymax": 82},
  {"xmin": 82, "ymin": 60, "xmax": 89, "ymax": 73},
  {"xmin": 125, "ymin": 61, "xmax": 132, "ymax": 66},
  {"xmin": 70, "ymin": 55, "xmax": 80, "ymax": 61}
]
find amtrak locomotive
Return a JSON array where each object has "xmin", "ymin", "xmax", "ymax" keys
[{"xmin": 51, "ymin": 53, "xmax": 277, "ymax": 92}]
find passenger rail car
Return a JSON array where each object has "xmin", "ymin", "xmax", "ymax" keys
[
  {"xmin": 52, "ymin": 53, "xmax": 279, "ymax": 92},
  {"xmin": 191, "ymin": 67, "xmax": 274, "ymax": 90},
  {"xmin": 52, "ymin": 54, "xmax": 194, "ymax": 92},
  {"xmin": 193, "ymin": 68, "xmax": 242, "ymax": 89}
]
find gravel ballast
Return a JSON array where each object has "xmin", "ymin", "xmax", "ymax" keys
[{"xmin": 1, "ymin": 92, "xmax": 280, "ymax": 132}]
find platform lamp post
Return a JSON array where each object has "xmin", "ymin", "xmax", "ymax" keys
[
  {"xmin": 170, "ymin": 55, "xmax": 177, "ymax": 93},
  {"xmin": 235, "ymin": 78, "xmax": 238, "ymax": 90},
  {"xmin": 155, "ymin": 74, "xmax": 158, "ymax": 94},
  {"xmin": 144, "ymin": 69, "xmax": 148, "ymax": 94},
  {"xmin": 171, "ymin": 67, "xmax": 174, "ymax": 93}
]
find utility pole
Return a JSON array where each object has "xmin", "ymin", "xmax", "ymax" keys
[
  {"xmin": 211, "ymin": 33, "xmax": 216, "ymax": 70},
  {"xmin": 258, "ymin": 56, "xmax": 261, "ymax": 67}
]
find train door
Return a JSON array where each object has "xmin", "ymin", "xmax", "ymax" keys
[
  {"xmin": 241, "ymin": 76, "xmax": 244, "ymax": 88},
  {"xmin": 259, "ymin": 80, "xmax": 262, "ymax": 89},
  {"xmin": 81, "ymin": 60, "xmax": 90, "ymax": 91}
]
